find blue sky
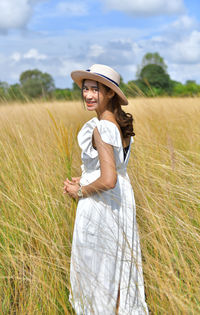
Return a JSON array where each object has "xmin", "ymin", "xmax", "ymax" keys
[{"xmin": 0, "ymin": 0, "xmax": 200, "ymax": 88}]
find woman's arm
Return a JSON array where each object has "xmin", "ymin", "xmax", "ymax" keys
[{"xmin": 63, "ymin": 127, "xmax": 117, "ymax": 198}]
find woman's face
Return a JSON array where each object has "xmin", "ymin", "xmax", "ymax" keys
[{"xmin": 82, "ymin": 79, "xmax": 114, "ymax": 113}]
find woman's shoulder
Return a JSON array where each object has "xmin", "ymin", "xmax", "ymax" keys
[
  {"xmin": 80, "ymin": 116, "xmax": 119, "ymax": 132},
  {"xmin": 98, "ymin": 118, "xmax": 132, "ymax": 148},
  {"xmin": 82, "ymin": 117, "xmax": 98, "ymax": 128},
  {"xmin": 78, "ymin": 116, "xmax": 126, "ymax": 149},
  {"xmin": 98, "ymin": 113, "xmax": 119, "ymax": 131},
  {"xmin": 96, "ymin": 118, "xmax": 122, "ymax": 148},
  {"xmin": 78, "ymin": 117, "xmax": 98, "ymax": 140}
]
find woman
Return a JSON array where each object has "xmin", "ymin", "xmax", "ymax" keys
[{"xmin": 63, "ymin": 64, "xmax": 149, "ymax": 314}]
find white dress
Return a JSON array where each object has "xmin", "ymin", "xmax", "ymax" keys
[{"xmin": 70, "ymin": 117, "xmax": 149, "ymax": 315}]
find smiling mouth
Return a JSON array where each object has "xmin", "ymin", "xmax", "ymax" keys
[{"xmin": 86, "ymin": 102, "xmax": 96, "ymax": 106}]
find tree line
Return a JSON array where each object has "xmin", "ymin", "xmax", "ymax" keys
[{"xmin": 0, "ymin": 53, "xmax": 200, "ymax": 102}]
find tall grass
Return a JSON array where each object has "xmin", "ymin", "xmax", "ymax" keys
[{"xmin": 0, "ymin": 98, "xmax": 199, "ymax": 314}]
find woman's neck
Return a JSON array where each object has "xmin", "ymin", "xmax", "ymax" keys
[{"xmin": 96, "ymin": 109, "xmax": 115, "ymax": 121}]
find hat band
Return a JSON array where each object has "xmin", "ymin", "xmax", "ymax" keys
[{"xmin": 86, "ymin": 69, "xmax": 119, "ymax": 87}]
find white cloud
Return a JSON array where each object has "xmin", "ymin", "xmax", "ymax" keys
[
  {"xmin": 1, "ymin": 17, "xmax": 200, "ymax": 88},
  {"xmin": 88, "ymin": 45, "xmax": 105, "ymax": 58},
  {"xmin": 171, "ymin": 15, "xmax": 197, "ymax": 31},
  {"xmin": 56, "ymin": 2, "xmax": 88, "ymax": 16},
  {"xmin": 11, "ymin": 52, "xmax": 21, "ymax": 62},
  {"xmin": 101, "ymin": 0, "xmax": 185, "ymax": 16},
  {"xmin": 170, "ymin": 31, "xmax": 200, "ymax": 64},
  {"xmin": 0, "ymin": 0, "xmax": 45, "ymax": 31},
  {"xmin": 162, "ymin": 15, "xmax": 198, "ymax": 36},
  {"xmin": 168, "ymin": 63, "xmax": 200, "ymax": 83},
  {"xmin": 24, "ymin": 48, "xmax": 47, "ymax": 60},
  {"xmin": 58, "ymin": 60, "xmax": 87, "ymax": 77},
  {"xmin": 10, "ymin": 49, "xmax": 47, "ymax": 62},
  {"xmin": 0, "ymin": 0, "xmax": 31, "ymax": 30}
]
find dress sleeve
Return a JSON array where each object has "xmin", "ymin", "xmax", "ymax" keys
[
  {"xmin": 78, "ymin": 118, "xmax": 122, "ymax": 160},
  {"xmin": 77, "ymin": 118, "xmax": 99, "ymax": 158},
  {"xmin": 96, "ymin": 120, "xmax": 122, "ymax": 148}
]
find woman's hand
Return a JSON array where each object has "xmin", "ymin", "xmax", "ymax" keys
[
  {"xmin": 71, "ymin": 177, "xmax": 81, "ymax": 184},
  {"xmin": 63, "ymin": 178, "xmax": 80, "ymax": 199}
]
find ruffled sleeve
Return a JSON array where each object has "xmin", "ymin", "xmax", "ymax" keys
[
  {"xmin": 96, "ymin": 120, "xmax": 122, "ymax": 148},
  {"xmin": 78, "ymin": 118, "xmax": 122, "ymax": 160},
  {"xmin": 77, "ymin": 118, "xmax": 99, "ymax": 159}
]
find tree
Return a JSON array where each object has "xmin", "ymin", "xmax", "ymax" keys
[
  {"xmin": 140, "ymin": 52, "xmax": 167, "ymax": 72},
  {"xmin": 119, "ymin": 76, "xmax": 129, "ymax": 96},
  {"xmin": 0, "ymin": 81, "xmax": 9, "ymax": 91},
  {"xmin": 139, "ymin": 64, "xmax": 171, "ymax": 91},
  {"xmin": 186, "ymin": 80, "xmax": 196, "ymax": 85},
  {"xmin": 0, "ymin": 81, "xmax": 9, "ymax": 100},
  {"xmin": 53, "ymin": 88, "xmax": 73, "ymax": 100},
  {"xmin": 173, "ymin": 81, "xmax": 200, "ymax": 96},
  {"xmin": 7, "ymin": 84, "xmax": 26, "ymax": 101},
  {"xmin": 71, "ymin": 82, "xmax": 82, "ymax": 99},
  {"xmin": 134, "ymin": 52, "xmax": 173, "ymax": 95},
  {"xmin": 19, "ymin": 69, "xmax": 55, "ymax": 98},
  {"xmin": 184, "ymin": 81, "xmax": 200, "ymax": 95}
]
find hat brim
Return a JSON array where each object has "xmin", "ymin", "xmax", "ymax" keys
[{"xmin": 71, "ymin": 70, "xmax": 128, "ymax": 105}]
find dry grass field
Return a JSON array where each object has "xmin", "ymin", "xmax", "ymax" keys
[{"xmin": 0, "ymin": 98, "xmax": 200, "ymax": 314}]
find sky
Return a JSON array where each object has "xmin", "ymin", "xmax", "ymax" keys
[{"xmin": 0, "ymin": 0, "xmax": 200, "ymax": 88}]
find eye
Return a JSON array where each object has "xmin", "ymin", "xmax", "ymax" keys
[{"xmin": 82, "ymin": 86, "xmax": 88, "ymax": 91}]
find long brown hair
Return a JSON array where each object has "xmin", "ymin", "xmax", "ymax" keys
[{"xmin": 104, "ymin": 86, "xmax": 135, "ymax": 138}]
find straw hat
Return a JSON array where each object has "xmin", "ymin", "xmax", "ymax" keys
[{"xmin": 71, "ymin": 64, "xmax": 128, "ymax": 105}]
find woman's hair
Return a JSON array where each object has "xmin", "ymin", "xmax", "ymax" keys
[
  {"xmin": 81, "ymin": 80, "xmax": 135, "ymax": 138},
  {"xmin": 103, "ymin": 85, "xmax": 135, "ymax": 138}
]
